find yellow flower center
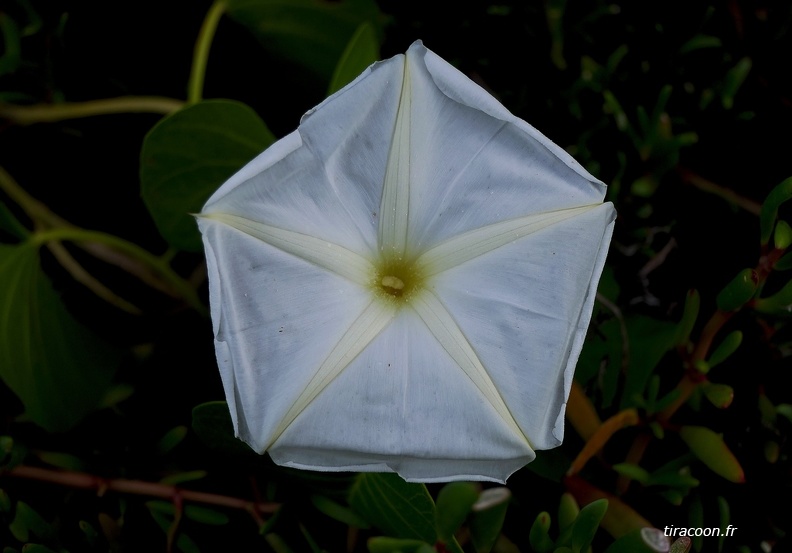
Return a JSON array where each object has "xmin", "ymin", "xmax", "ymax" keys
[{"xmin": 374, "ymin": 256, "xmax": 424, "ymax": 303}]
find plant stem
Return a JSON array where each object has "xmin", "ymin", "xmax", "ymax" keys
[
  {"xmin": 0, "ymin": 96, "xmax": 183, "ymax": 125},
  {"xmin": 188, "ymin": 0, "xmax": 227, "ymax": 104},
  {"xmin": 5, "ymin": 465, "xmax": 279, "ymax": 517},
  {"xmin": 32, "ymin": 227, "xmax": 206, "ymax": 315}
]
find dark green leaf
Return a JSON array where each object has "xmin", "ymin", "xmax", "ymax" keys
[
  {"xmin": 328, "ymin": 22, "xmax": 380, "ymax": 95},
  {"xmin": 674, "ymin": 290, "xmax": 699, "ymax": 346},
  {"xmin": 721, "ymin": 57, "xmax": 751, "ymax": 110},
  {"xmin": 348, "ymin": 473, "xmax": 436, "ymax": 544},
  {"xmin": 147, "ymin": 500, "xmax": 229, "ymax": 525},
  {"xmin": 0, "ymin": 201, "xmax": 29, "ymax": 239},
  {"xmin": 707, "ymin": 331, "xmax": 742, "ymax": 368},
  {"xmin": 0, "ymin": 242, "xmax": 118, "ymax": 432},
  {"xmin": 310, "ymin": 495, "xmax": 370, "ymax": 529},
  {"xmin": 620, "ymin": 315, "xmax": 677, "ymax": 410},
  {"xmin": 0, "ymin": 14, "xmax": 22, "ymax": 76},
  {"xmin": 226, "ymin": 0, "xmax": 382, "ymax": 79},
  {"xmin": 715, "ymin": 269, "xmax": 758, "ymax": 312},
  {"xmin": 528, "ymin": 512, "xmax": 554, "ymax": 553},
  {"xmin": 435, "ymin": 482, "xmax": 478, "ymax": 543},
  {"xmin": 469, "ymin": 488, "xmax": 510, "ymax": 553},
  {"xmin": 9, "ymin": 501, "xmax": 51, "ymax": 542},
  {"xmin": 754, "ymin": 278, "xmax": 792, "ymax": 315},
  {"xmin": 556, "ymin": 499, "xmax": 607, "ymax": 552},
  {"xmin": 367, "ymin": 537, "xmax": 432, "ymax": 553},
  {"xmin": 140, "ymin": 99, "xmax": 275, "ymax": 251},
  {"xmin": 760, "ymin": 176, "xmax": 792, "ymax": 245},
  {"xmin": 774, "ymin": 220, "xmax": 792, "ymax": 250},
  {"xmin": 191, "ymin": 401, "xmax": 257, "ymax": 458},
  {"xmin": 156, "ymin": 425, "xmax": 189, "ymax": 455}
]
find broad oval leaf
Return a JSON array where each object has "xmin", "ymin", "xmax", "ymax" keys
[
  {"xmin": 348, "ymin": 473, "xmax": 436, "ymax": 543},
  {"xmin": 226, "ymin": 0, "xmax": 382, "ymax": 79},
  {"xmin": 140, "ymin": 99, "xmax": 275, "ymax": 251},
  {"xmin": 0, "ymin": 242, "xmax": 118, "ymax": 432},
  {"xmin": 328, "ymin": 22, "xmax": 380, "ymax": 95}
]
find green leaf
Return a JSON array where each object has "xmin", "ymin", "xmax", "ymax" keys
[
  {"xmin": 140, "ymin": 99, "xmax": 275, "ymax": 251},
  {"xmin": 148, "ymin": 508, "xmax": 202, "ymax": 553},
  {"xmin": 435, "ymin": 482, "xmax": 478, "ymax": 544},
  {"xmin": 774, "ymin": 251, "xmax": 792, "ymax": 271},
  {"xmin": 721, "ymin": 57, "xmax": 751, "ymax": 110},
  {"xmin": 679, "ymin": 426, "xmax": 745, "ymax": 483},
  {"xmin": 156, "ymin": 425, "xmax": 189, "ymax": 455},
  {"xmin": 760, "ymin": 176, "xmax": 792, "ymax": 245},
  {"xmin": 191, "ymin": 401, "xmax": 257, "ymax": 458},
  {"xmin": 557, "ymin": 493, "xmax": 579, "ymax": 533},
  {"xmin": 620, "ymin": 315, "xmax": 677, "ymax": 410},
  {"xmin": 702, "ymin": 383, "xmax": 734, "ymax": 409},
  {"xmin": 0, "ymin": 14, "xmax": 22, "ymax": 76},
  {"xmin": 310, "ymin": 495, "xmax": 370, "ymax": 529},
  {"xmin": 469, "ymin": 488, "xmax": 510, "ymax": 553},
  {"xmin": 774, "ymin": 220, "xmax": 792, "ymax": 250},
  {"xmin": 0, "ymin": 242, "xmax": 118, "ymax": 432},
  {"xmin": 673, "ymin": 290, "xmax": 700, "ymax": 346},
  {"xmin": 754, "ymin": 278, "xmax": 792, "ymax": 315},
  {"xmin": 9, "ymin": 501, "xmax": 51, "ymax": 542},
  {"xmin": 225, "ymin": 0, "xmax": 382, "ymax": 79},
  {"xmin": 715, "ymin": 268, "xmax": 758, "ymax": 312},
  {"xmin": 146, "ymin": 500, "xmax": 229, "ymax": 525},
  {"xmin": 328, "ymin": 22, "xmax": 379, "ymax": 95},
  {"xmin": 678, "ymin": 34, "xmax": 721, "ymax": 54},
  {"xmin": 348, "ymin": 473, "xmax": 436, "ymax": 544},
  {"xmin": 556, "ymin": 499, "xmax": 608, "ymax": 553},
  {"xmin": 612, "ymin": 463, "xmax": 650, "ymax": 485},
  {"xmin": 528, "ymin": 512, "xmax": 554, "ymax": 553},
  {"xmin": 0, "ymin": 489, "xmax": 11, "ymax": 513},
  {"xmin": 707, "ymin": 331, "xmax": 742, "ymax": 368},
  {"xmin": 367, "ymin": 537, "xmax": 432, "ymax": 553},
  {"xmin": 0, "ymin": 201, "xmax": 29, "ymax": 239}
]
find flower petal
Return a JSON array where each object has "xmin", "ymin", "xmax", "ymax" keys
[
  {"xmin": 269, "ymin": 308, "xmax": 535, "ymax": 483},
  {"xmin": 396, "ymin": 42, "xmax": 607, "ymax": 252},
  {"xmin": 198, "ymin": 219, "xmax": 374, "ymax": 452},
  {"xmin": 428, "ymin": 203, "xmax": 615, "ymax": 449}
]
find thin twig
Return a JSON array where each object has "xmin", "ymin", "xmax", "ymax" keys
[
  {"xmin": 0, "ymin": 96, "xmax": 184, "ymax": 125},
  {"xmin": 677, "ymin": 167, "xmax": 761, "ymax": 215},
  {"xmin": 4, "ymin": 465, "xmax": 279, "ymax": 516}
]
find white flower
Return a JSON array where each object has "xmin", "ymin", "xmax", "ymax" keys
[{"xmin": 197, "ymin": 41, "xmax": 616, "ymax": 483}]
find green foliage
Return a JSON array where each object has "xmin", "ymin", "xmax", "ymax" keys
[
  {"xmin": 140, "ymin": 99, "xmax": 275, "ymax": 251},
  {"xmin": 0, "ymin": 241, "xmax": 118, "ymax": 432},
  {"xmin": 328, "ymin": 22, "xmax": 380, "ymax": 95},
  {"xmin": 348, "ymin": 474, "xmax": 437, "ymax": 544},
  {"xmin": 225, "ymin": 0, "xmax": 383, "ymax": 79}
]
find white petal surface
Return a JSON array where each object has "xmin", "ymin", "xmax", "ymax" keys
[
  {"xmin": 269, "ymin": 309, "xmax": 535, "ymax": 483},
  {"xmin": 199, "ymin": 220, "xmax": 373, "ymax": 452},
  {"xmin": 429, "ymin": 203, "xmax": 615, "ymax": 449}
]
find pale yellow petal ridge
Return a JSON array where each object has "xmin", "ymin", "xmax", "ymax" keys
[
  {"xmin": 416, "ymin": 204, "xmax": 599, "ymax": 276},
  {"xmin": 267, "ymin": 299, "xmax": 398, "ymax": 449},
  {"xmin": 377, "ymin": 55, "xmax": 412, "ymax": 258},
  {"xmin": 411, "ymin": 290, "xmax": 529, "ymax": 445},
  {"xmin": 201, "ymin": 212, "xmax": 374, "ymax": 286}
]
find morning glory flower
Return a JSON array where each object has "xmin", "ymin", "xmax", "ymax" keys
[{"xmin": 197, "ymin": 41, "xmax": 616, "ymax": 483}]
